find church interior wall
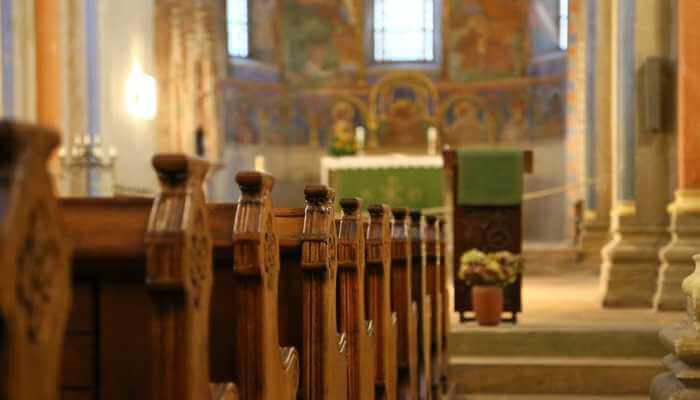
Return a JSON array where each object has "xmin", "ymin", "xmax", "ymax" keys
[
  {"xmin": 98, "ymin": 0, "xmax": 157, "ymax": 193},
  {"xmin": 215, "ymin": 0, "xmax": 570, "ymax": 243}
]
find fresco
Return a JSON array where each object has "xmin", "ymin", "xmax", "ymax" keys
[
  {"xmin": 371, "ymin": 74, "xmax": 437, "ymax": 149},
  {"xmin": 281, "ymin": 0, "xmax": 362, "ymax": 86},
  {"xmin": 250, "ymin": 0, "xmax": 277, "ymax": 63},
  {"xmin": 449, "ymin": 0, "xmax": 530, "ymax": 82},
  {"xmin": 440, "ymin": 83, "xmax": 564, "ymax": 146}
]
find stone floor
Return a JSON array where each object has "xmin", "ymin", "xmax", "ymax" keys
[
  {"xmin": 448, "ymin": 267, "xmax": 685, "ymax": 399},
  {"xmin": 452, "ymin": 270, "xmax": 684, "ymax": 329}
]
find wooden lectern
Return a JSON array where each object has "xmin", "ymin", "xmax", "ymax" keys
[{"xmin": 443, "ymin": 149, "xmax": 534, "ymax": 323}]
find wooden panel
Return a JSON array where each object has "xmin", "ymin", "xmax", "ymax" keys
[
  {"xmin": 62, "ymin": 390, "xmax": 95, "ymax": 400},
  {"xmin": 99, "ymin": 282, "xmax": 150, "ymax": 400},
  {"xmin": 61, "ymin": 334, "xmax": 96, "ymax": 389},
  {"xmin": 67, "ymin": 284, "xmax": 95, "ymax": 333}
]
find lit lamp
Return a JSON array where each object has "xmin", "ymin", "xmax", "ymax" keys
[
  {"xmin": 125, "ymin": 63, "xmax": 157, "ymax": 120},
  {"xmin": 355, "ymin": 126, "xmax": 366, "ymax": 155}
]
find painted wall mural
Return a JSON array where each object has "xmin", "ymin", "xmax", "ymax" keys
[
  {"xmin": 223, "ymin": 0, "xmax": 567, "ymax": 150},
  {"xmin": 448, "ymin": 0, "xmax": 530, "ymax": 82},
  {"xmin": 250, "ymin": 0, "xmax": 277, "ymax": 63},
  {"xmin": 281, "ymin": 0, "xmax": 362, "ymax": 87}
]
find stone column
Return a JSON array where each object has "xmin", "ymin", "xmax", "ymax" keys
[
  {"xmin": 35, "ymin": 0, "xmax": 61, "ymax": 128},
  {"xmin": 655, "ymin": 0, "xmax": 700, "ymax": 311},
  {"xmin": 579, "ymin": 0, "xmax": 613, "ymax": 269},
  {"xmin": 650, "ymin": 256, "xmax": 700, "ymax": 399},
  {"xmin": 601, "ymin": 0, "xmax": 672, "ymax": 308}
]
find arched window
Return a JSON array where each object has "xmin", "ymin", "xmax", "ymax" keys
[
  {"xmin": 558, "ymin": 0, "xmax": 569, "ymax": 50},
  {"xmin": 227, "ymin": 0, "xmax": 249, "ymax": 58},
  {"xmin": 372, "ymin": 0, "xmax": 437, "ymax": 63}
]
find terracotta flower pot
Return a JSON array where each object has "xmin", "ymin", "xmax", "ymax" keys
[{"xmin": 472, "ymin": 285, "xmax": 504, "ymax": 326}]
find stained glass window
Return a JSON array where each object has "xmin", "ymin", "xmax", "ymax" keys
[
  {"xmin": 227, "ymin": 0, "xmax": 249, "ymax": 58},
  {"xmin": 373, "ymin": 0, "xmax": 435, "ymax": 62}
]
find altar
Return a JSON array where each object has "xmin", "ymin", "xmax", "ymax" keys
[{"xmin": 320, "ymin": 154, "xmax": 444, "ymax": 209}]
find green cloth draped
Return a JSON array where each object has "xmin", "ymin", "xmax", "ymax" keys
[{"xmin": 457, "ymin": 149, "xmax": 523, "ymax": 206}]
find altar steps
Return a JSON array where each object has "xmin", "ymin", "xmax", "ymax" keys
[
  {"xmin": 448, "ymin": 326, "xmax": 665, "ymax": 397},
  {"xmin": 454, "ymin": 395, "xmax": 648, "ymax": 400}
]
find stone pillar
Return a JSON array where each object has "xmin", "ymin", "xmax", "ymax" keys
[
  {"xmin": 579, "ymin": 0, "xmax": 613, "ymax": 269},
  {"xmin": 35, "ymin": 0, "xmax": 61, "ymax": 128},
  {"xmin": 650, "ymin": 256, "xmax": 700, "ymax": 399},
  {"xmin": 601, "ymin": 0, "xmax": 672, "ymax": 308},
  {"xmin": 654, "ymin": 0, "xmax": 700, "ymax": 310}
]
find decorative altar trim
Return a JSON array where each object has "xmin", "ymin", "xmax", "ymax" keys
[{"xmin": 320, "ymin": 155, "xmax": 443, "ymax": 185}]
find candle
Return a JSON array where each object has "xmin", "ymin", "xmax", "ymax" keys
[
  {"xmin": 108, "ymin": 146, "xmax": 118, "ymax": 159},
  {"xmin": 355, "ymin": 126, "xmax": 366, "ymax": 155},
  {"xmin": 254, "ymin": 155, "xmax": 266, "ymax": 172},
  {"xmin": 427, "ymin": 127, "xmax": 438, "ymax": 155}
]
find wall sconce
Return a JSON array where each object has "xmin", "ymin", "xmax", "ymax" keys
[{"xmin": 125, "ymin": 64, "xmax": 157, "ymax": 120}]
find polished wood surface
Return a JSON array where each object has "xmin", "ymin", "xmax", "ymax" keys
[
  {"xmin": 410, "ymin": 211, "xmax": 432, "ymax": 400},
  {"xmin": 366, "ymin": 205, "xmax": 399, "ymax": 400},
  {"xmin": 424, "ymin": 216, "xmax": 443, "ymax": 398},
  {"xmin": 337, "ymin": 198, "xmax": 377, "ymax": 400},
  {"xmin": 0, "ymin": 122, "xmax": 72, "ymax": 400},
  {"xmin": 390, "ymin": 208, "xmax": 419, "ymax": 399}
]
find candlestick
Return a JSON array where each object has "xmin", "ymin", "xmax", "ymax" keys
[
  {"xmin": 427, "ymin": 127, "xmax": 438, "ymax": 156},
  {"xmin": 254, "ymin": 155, "xmax": 266, "ymax": 172},
  {"xmin": 355, "ymin": 126, "xmax": 366, "ymax": 155}
]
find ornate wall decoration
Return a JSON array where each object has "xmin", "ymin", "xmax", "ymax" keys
[
  {"xmin": 448, "ymin": 0, "xmax": 530, "ymax": 82},
  {"xmin": 280, "ymin": 0, "xmax": 363, "ymax": 87}
]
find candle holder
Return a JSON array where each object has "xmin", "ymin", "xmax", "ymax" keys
[{"xmin": 58, "ymin": 134, "xmax": 118, "ymax": 197}]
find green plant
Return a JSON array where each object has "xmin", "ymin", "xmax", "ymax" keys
[{"xmin": 458, "ymin": 249, "xmax": 522, "ymax": 287}]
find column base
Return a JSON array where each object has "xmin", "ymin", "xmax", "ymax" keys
[
  {"xmin": 601, "ymin": 220, "xmax": 669, "ymax": 308},
  {"xmin": 655, "ymin": 193, "xmax": 700, "ymax": 311},
  {"xmin": 578, "ymin": 218, "xmax": 610, "ymax": 270},
  {"xmin": 650, "ymin": 371, "xmax": 700, "ymax": 400}
]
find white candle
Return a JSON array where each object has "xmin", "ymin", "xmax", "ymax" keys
[
  {"xmin": 254, "ymin": 155, "xmax": 266, "ymax": 172},
  {"xmin": 355, "ymin": 126, "xmax": 366, "ymax": 154},
  {"xmin": 427, "ymin": 127, "xmax": 438, "ymax": 155}
]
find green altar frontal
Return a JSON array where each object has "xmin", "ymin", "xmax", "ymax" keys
[{"xmin": 321, "ymin": 155, "xmax": 444, "ymax": 210}]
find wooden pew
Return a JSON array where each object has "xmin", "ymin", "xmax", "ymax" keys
[
  {"xmin": 275, "ymin": 186, "xmax": 348, "ymax": 400},
  {"xmin": 424, "ymin": 215, "xmax": 443, "ymax": 399},
  {"xmin": 409, "ymin": 210, "xmax": 432, "ymax": 400},
  {"xmin": 438, "ymin": 218, "xmax": 449, "ymax": 396},
  {"xmin": 60, "ymin": 154, "xmax": 236, "ymax": 400},
  {"xmin": 337, "ymin": 198, "xmax": 377, "ymax": 400},
  {"xmin": 365, "ymin": 204, "xmax": 399, "ymax": 400},
  {"xmin": 0, "ymin": 122, "xmax": 72, "ymax": 400},
  {"xmin": 208, "ymin": 171, "xmax": 299, "ymax": 400},
  {"xmin": 390, "ymin": 208, "xmax": 419, "ymax": 399}
]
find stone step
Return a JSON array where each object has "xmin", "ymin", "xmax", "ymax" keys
[
  {"xmin": 449, "ymin": 326, "xmax": 665, "ymax": 358},
  {"xmin": 454, "ymin": 395, "xmax": 648, "ymax": 400},
  {"xmin": 450, "ymin": 356, "xmax": 663, "ymax": 396}
]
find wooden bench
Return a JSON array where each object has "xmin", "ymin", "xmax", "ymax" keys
[
  {"xmin": 390, "ymin": 208, "xmax": 419, "ymax": 399},
  {"xmin": 438, "ymin": 218, "xmax": 449, "ymax": 396},
  {"xmin": 409, "ymin": 210, "xmax": 432, "ymax": 399},
  {"xmin": 274, "ymin": 186, "xmax": 349, "ymax": 400},
  {"xmin": 337, "ymin": 198, "xmax": 377, "ymax": 400},
  {"xmin": 424, "ymin": 215, "xmax": 443, "ymax": 399},
  {"xmin": 366, "ymin": 204, "xmax": 399, "ymax": 399},
  {"xmin": 0, "ymin": 122, "xmax": 72, "ymax": 400},
  {"xmin": 208, "ymin": 171, "xmax": 299, "ymax": 400},
  {"xmin": 60, "ymin": 155, "xmax": 236, "ymax": 400}
]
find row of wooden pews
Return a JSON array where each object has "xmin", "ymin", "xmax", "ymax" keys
[{"xmin": 0, "ymin": 122, "xmax": 450, "ymax": 400}]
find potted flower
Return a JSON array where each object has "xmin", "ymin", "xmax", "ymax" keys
[{"xmin": 458, "ymin": 249, "xmax": 522, "ymax": 326}]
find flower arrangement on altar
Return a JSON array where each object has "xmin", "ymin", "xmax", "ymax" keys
[{"xmin": 458, "ymin": 249, "xmax": 523, "ymax": 288}]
